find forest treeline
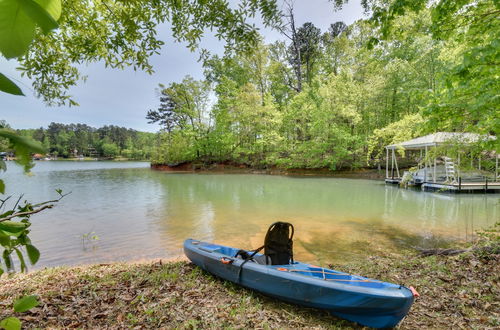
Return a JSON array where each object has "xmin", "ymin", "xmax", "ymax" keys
[
  {"xmin": 147, "ymin": 1, "xmax": 498, "ymax": 169},
  {"xmin": 2, "ymin": 122, "xmax": 156, "ymax": 159}
]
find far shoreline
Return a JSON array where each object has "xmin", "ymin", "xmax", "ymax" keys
[
  {"xmin": 150, "ymin": 162, "xmax": 386, "ymax": 180},
  {"xmin": 31, "ymin": 157, "xmax": 150, "ymax": 162}
]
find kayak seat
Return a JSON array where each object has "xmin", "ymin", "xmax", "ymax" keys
[
  {"xmin": 235, "ymin": 222, "xmax": 295, "ymax": 266},
  {"xmin": 252, "ymin": 254, "xmax": 271, "ymax": 265},
  {"xmin": 264, "ymin": 222, "xmax": 294, "ymax": 265}
]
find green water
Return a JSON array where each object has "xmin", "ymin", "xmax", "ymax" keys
[{"xmin": 2, "ymin": 161, "xmax": 499, "ymax": 268}]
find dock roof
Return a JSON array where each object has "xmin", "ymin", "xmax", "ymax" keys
[{"xmin": 385, "ymin": 132, "xmax": 495, "ymax": 150}]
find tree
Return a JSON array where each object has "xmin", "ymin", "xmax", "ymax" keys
[
  {"xmin": 148, "ymin": 76, "xmax": 212, "ymax": 160},
  {"xmin": 275, "ymin": 1, "xmax": 303, "ymax": 92},
  {"xmin": 0, "ymin": 120, "xmax": 12, "ymax": 151},
  {"xmin": 2, "ymin": 0, "xmax": 281, "ymax": 105},
  {"xmin": 101, "ymin": 143, "xmax": 119, "ymax": 158},
  {"xmin": 24, "ymin": 123, "xmax": 154, "ymax": 159},
  {"xmin": 329, "ymin": 21, "xmax": 347, "ymax": 39},
  {"xmin": 146, "ymin": 86, "xmax": 182, "ymax": 133},
  {"xmin": 335, "ymin": 0, "xmax": 499, "ymax": 146},
  {"xmin": 320, "ymin": 22, "xmax": 349, "ymax": 75},
  {"xmin": 294, "ymin": 22, "xmax": 322, "ymax": 84}
]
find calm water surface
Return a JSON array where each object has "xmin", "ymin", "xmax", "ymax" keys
[{"xmin": 2, "ymin": 161, "xmax": 499, "ymax": 268}]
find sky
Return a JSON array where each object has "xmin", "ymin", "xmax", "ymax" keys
[{"xmin": 0, "ymin": 0, "xmax": 365, "ymax": 132}]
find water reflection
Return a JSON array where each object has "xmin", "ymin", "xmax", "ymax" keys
[{"xmin": 1, "ymin": 162, "xmax": 498, "ymax": 268}]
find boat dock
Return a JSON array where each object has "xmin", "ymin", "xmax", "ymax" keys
[
  {"xmin": 385, "ymin": 177, "xmax": 500, "ymax": 193},
  {"xmin": 384, "ymin": 132, "xmax": 499, "ymax": 193}
]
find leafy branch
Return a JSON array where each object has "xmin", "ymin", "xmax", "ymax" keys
[{"xmin": 0, "ymin": 191, "xmax": 70, "ymax": 223}]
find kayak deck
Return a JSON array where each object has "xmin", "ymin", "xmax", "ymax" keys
[{"xmin": 197, "ymin": 242, "xmax": 397, "ymax": 289}]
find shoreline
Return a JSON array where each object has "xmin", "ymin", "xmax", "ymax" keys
[
  {"xmin": 1, "ymin": 236, "xmax": 498, "ymax": 329},
  {"xmin": 151, "ymin": 162, "xmax": 386, "ymax": 180},
  {"xmin": 32, "ymin": 158, "xmax": 150, "ymax": 162}
]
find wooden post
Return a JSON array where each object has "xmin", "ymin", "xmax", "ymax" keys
[
  {"xmin": 424, "ymin": 146, "xmax": 428, "ymax": 182},
  {"xmin": 386, "ymin": 148, "xmax": 389, "ymax": 179},
  {"xmin": 393, "ymin": 149, "xmax": 400, "ymax": 178},
  {"xmin": 496, "ymin": 155, "xmax": 498, "ymax": 182},
  {"xmin": 433, "ymin": 153, "xmax": 437, "ymax": 183},
  {"xmin": 391, "ymin": 148, "xmax": 394, "ymax": 179},
  {"xmin": 479, "ymin": 156, "xmax": 481, "ymax": 170},
  {"xmin": 458, "ymin": 177, "xmax": 461, "ymax": 192}
]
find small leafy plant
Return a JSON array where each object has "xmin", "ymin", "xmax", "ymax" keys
[
  {"xmin": 0, "ymin": 189, "xmax": 68, "ymax": 274},
  {"xmin": 0, "ymin": 295, "xmax": 40, "ymax": 330},
  {"xmin": 81, "ymin": 231, "xmax": 99, "ymax": 251}
]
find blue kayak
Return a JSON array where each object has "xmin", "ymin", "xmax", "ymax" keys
[{"xmin": 184, "ymin": 239, "xmax": 415, "ymax": 328}]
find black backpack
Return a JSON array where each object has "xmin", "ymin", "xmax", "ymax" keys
[
  {"xmin": 235, "ymin": 221, "xmax": 294, "ymax": 265},
  {"xmin": 264, "ymin": 222, "xmax": 294, "ymax": 265}
]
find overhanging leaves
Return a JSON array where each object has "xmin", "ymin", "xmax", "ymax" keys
[
  {"xmin": 19, "ymin": 0, "xmax": 59, "ymax": 34},
  {"xmin": 26, "ymin": 244, "xmax": 40, "ymax": 264},
  {"xmin": 0, "ymin": 129, "xmax": 45, "ymax": 173},
  {"xmin": 0, "ymin": 0, "xmax": 35, "ymax": 58},
  {"xmin": 0, "ymin": 221, "xmax": 30, "ymax": 234},
  {"xmin": 0, "ymin": 73, "xmax": 24, "ymax": 96},
  {"xmin": 0, "ymin": 0, "xmax": 60, "ymax": 58}
]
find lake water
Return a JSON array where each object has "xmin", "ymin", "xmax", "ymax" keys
[{"xmin": 1, "ymin": 161, "xmax": 499, "ymax": 269}]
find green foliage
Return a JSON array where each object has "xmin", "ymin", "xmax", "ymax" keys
[
  {"xmin": 0, "ymin": 3, "xmax": 65, "ymax": 289},
  {"xmin": 152, "ymin": 1, "xmax": 497, "ymax": 170},
  {"xmin": 0, "ymin": 0, "xmax": 60, "ymax": 58},
  {"xmin": 148, "ymin": 77, "xmax": 212, "ymax": 163},
  {"xmin": 101, "ymin": 143, "xmax": 119, "ymax": 158},
  {"xmin": 0, "ymin": 189, "xmax": 65, "ymax": 275},
  {"xmin": 0, "ymin": 317, "xmax": 21, "ymax": 330},
  {"xmin": 367, "ymin": 114, "xmax": 425, "ymax": 164},
  {"xmin": 14, "ymin": 0, "xmax": 281, "ymax": 105},
  {"xmin": 0, "ymin": 0, "xmax": 61, "ymax": 97},
  {"xmin": 15, "ymin": 122, "xmax": 155, "ymax": 160},
  {"xmin": 0, "ymin": 2, "xmax": 54, "ymax": 284},
  {"xmin": 424, "ymin": 0, "xmax": 500, "ymax": 140},
  {"xmin": 0, "ymin": 126, "xmax": 63, "ymax": 278},
  {"xmin": 0, "ymin": 295, "xmax": 39, "ymax": 330},
  {"xmin": 152, "ymin": 131, "xmax": 196, "ymax": 165},
  {"xmin": 0, "ymin": 129, "xmax": 44, "ymax": 172},
  {"xmin": 0, "ymin": 74, "xmax": 24, "ymax": 96},
  {"xmin": 13, "ymin": 295, "xmax": 39, "ymax": 313},
  {"xmin": 361, "ymin": 0, "xmax": 499, "ymax": 140}
]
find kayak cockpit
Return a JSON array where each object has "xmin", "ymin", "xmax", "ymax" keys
[
  {"xmin": 191, "ymin": 241, "xmax": 398, "ymax": 289},
  {"xmin": 269, "ymin": 264, "xmax": 396, "ymax": 289}
]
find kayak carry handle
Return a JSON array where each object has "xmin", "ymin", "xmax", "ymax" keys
[
  {"xmin": 220, "ymin": 257, "xmax": 234, "ymax": 265},
  {"xmin": 409, "ymin": 286, "xmax": 420, "ymax": 297}
]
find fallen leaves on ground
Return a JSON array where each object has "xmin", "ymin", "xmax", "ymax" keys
[{"xmin": 0, "ymin": 248, "xmax": 498, "ymax": 329}]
